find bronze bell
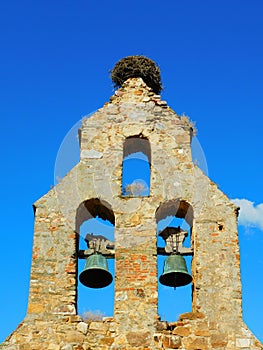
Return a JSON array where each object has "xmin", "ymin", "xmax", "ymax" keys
[
  {"xmin": 159, "ymin": 254, "xmax": 192, "ymax": 287},
  {"xmin": 79, "ymin": 253, "xmax": 113, "ymax": 288}
]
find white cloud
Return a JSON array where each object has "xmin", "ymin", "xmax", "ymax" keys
[{"xmin": 232, "ymin": 198, "xmax": 263, "ymax": 230}]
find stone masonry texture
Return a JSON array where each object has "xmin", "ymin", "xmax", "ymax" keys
[{"xmin": 1, "ymin": 77, "xmax": 262, "ymax": 349}]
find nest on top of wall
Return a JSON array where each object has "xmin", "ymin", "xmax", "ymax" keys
[{"xmin": 111, "ymin": 55, "xmax": 162, "ymax": 94}]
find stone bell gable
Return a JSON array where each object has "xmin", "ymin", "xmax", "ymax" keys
[{"xmin": 2, "ymin": 57, "xmax": 262, "ymax": 349}]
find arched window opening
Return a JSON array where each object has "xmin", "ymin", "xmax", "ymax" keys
[
  {"xmin": 76, "ymin": 199, "xmax": 115, "ymax": 321},
  {"xmin": 122, "ymin": 135, "xmax": 151, "ymax": 197},
  {"xmin": 156, "ymin": 200, "xmax": 193, "ymax": 322}
]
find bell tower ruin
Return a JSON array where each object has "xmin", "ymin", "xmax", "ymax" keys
[{"xmin": 2, "ymin": 56, "xmax": 262, "ymax": 349}]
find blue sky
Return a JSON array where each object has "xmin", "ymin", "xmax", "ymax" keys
[{"xmin": 1, "ymin": 0, "xmax": 263, "ymax": 343}]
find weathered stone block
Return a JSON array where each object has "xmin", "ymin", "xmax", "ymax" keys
[
  {"xmin": 162, "ymin": 334, "xmax": 181, "ymax": 349},
  {"xmin": 88, "ymin": 321, "xmax": 109, "ymax": 333},
  {"xmin": 210, "ymin": 333, "xmax": 228, "ymax": 347},
  {"xmin": 27, "ymin": 303, "xmax": 45, "ymax": 314},
  {"xmin": 80, "ymin": 149, "xmax": 103, "ymax": 159},
  {"xmin": 47, "ymin": 344, "xmax": 60, "ymax": 350},
  {"xmin": 236, "ymin": 338, "xmax": 251, "ymax": 348},
  {"xmin": 77, "ymin": 322, "xmax": 88, "ymax": 335},
  {"xmin": 179, "ymin": 312, "xmax": 205, "ymax": 320},
  {"xmin": 194, "ymin": 327, "xmax": 210, "ymax": 337},
  {"xmin": 183, "ymin": 337, "xmax": 208, "ymax": 349},
  {"xmin": 53, "ymin": 304, "xmax": 75, "ymax": 315},
  {"xmin": 173, "ymin": 326, "xmax": 191, "ymax": 337},
  {"xmin": 126, "ymin": 331, "xmax": 151, "ymax": 347},
  {"xmin": 100, "ymin": 337, "xmax": 114, "ymax": 346},
  {"xmin": 61, "ymin": 345, "xmax": 73, "ymax": 350},
  {"xmin": 65, "ymin": 331, "xmax": 84, "ymax": 343}
]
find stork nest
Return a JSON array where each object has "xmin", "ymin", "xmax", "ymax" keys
[{"xmin": 111, "ymin": 56, "xmax": 162, "ymax": 94}]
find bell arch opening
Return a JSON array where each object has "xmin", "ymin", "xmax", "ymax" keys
[
  {"xmin": 122, "ymin": 135, "xmax": 151, "ymax": 197},
  {"xmin": 76, "ymin": 198, "xmax": 115, "ymax": 321},
  {"xmin": 155, "ymin": 200, "xmax": 194, "ymax": 322}
]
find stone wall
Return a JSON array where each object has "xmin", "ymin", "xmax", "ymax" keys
[{"xmin": 2, "ymin": 78, "xmax": 262, "ymax": 349}]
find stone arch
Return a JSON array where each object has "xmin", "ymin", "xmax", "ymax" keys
[
  {"xmin": 155, "ymin": 199, "xmax": 194, "ymax": 228},
  {"xmin": 155, "ymin": 199, "xmax": 194, "ymax": 321},
  {"xmin": 75, "ymin": 198, "xmax": 115, "ymax": 233},
  {"xmin": 75, "ymin": 198, "xmax": 115, "ymax": 318}
]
